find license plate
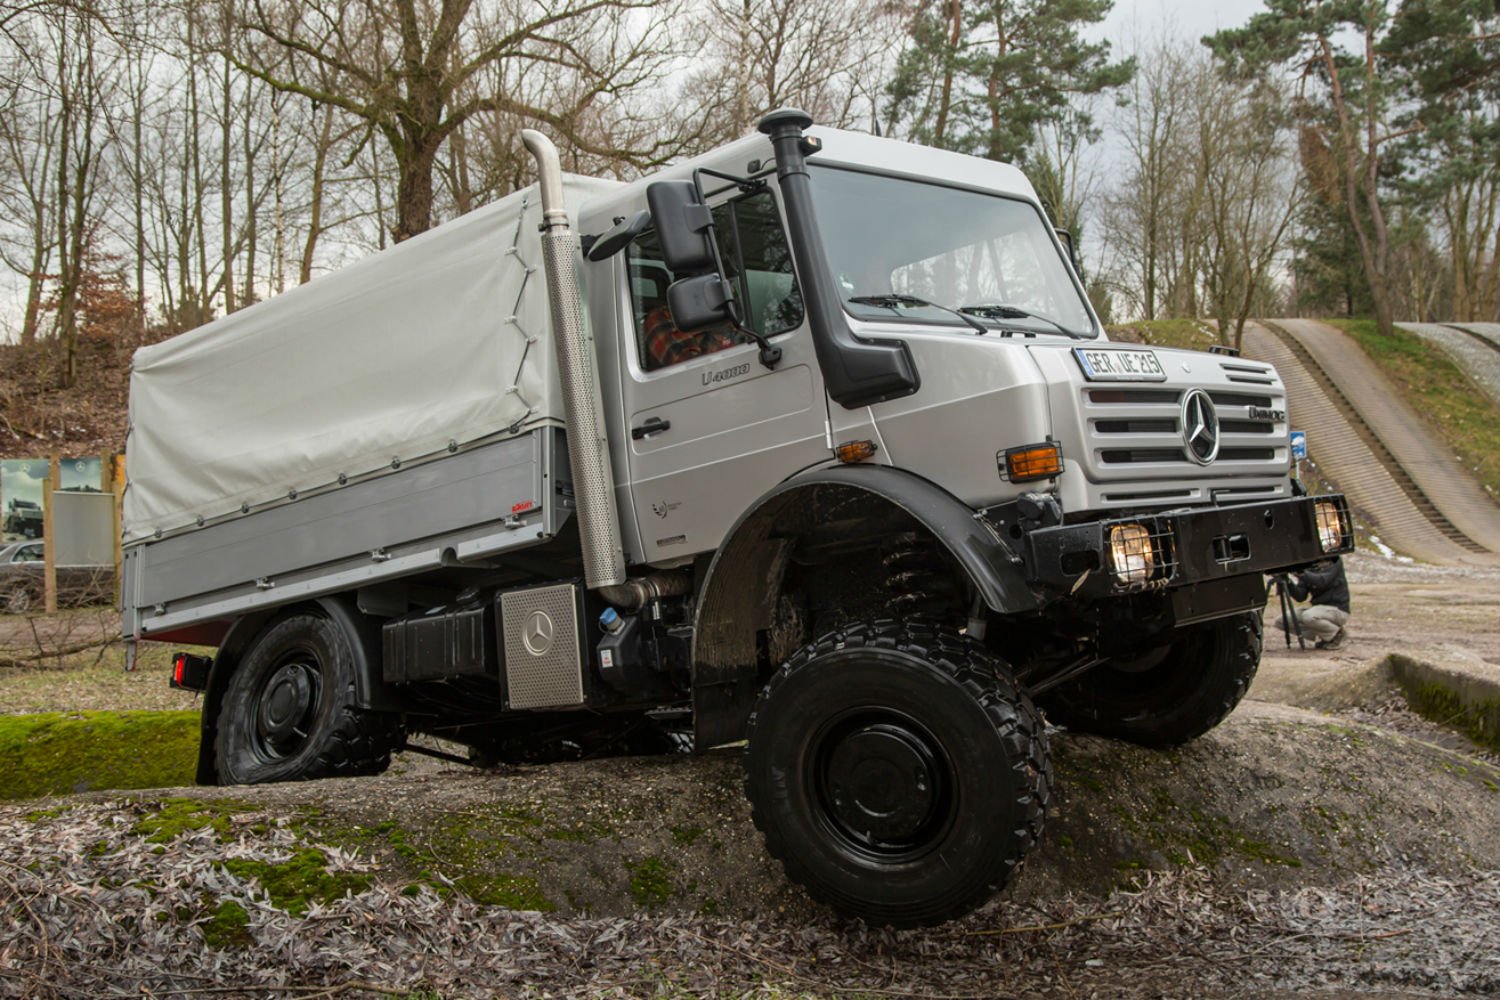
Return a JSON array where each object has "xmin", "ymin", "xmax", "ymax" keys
[{"xmin": 1073, "ymin": 347, "xmax": 1167, "ymax": 382}]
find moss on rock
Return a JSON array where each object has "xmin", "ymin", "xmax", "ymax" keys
[{"xmin": 0, "ymin": 711, "xmax": 199, "ymax": 800}]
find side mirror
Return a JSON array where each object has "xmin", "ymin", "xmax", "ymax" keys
[
  {"xmin": 646, "ymin": 180, "xmax": 717, "ymax": 274},
  {"xmin": 666, "ymin": 273, "xmax": 735, "ymax": 332},
  {"xmin": 585, "ymin": 210, "xmax": 651, "ymax": 262}
]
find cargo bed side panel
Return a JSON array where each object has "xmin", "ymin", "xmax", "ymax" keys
[{"xmin": 122, "ymin": 430, "xmax": 574, "ymax": 639}]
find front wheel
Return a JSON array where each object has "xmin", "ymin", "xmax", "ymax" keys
[
  {"xmin": 1039, "ymin": 611, "xmax": 1262, "ymax": 748},
  {"xmin": 745, "ymin": 620, "xmax": 1051, "ymax": 928},
  {"xmin": 215, "ymin": 614, "xmax": 403, "ymax": 784}
]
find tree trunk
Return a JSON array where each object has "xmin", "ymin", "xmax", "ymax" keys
[
  {"xmin": 932, "ymin": 0, "xmax": 961, "ymax": 146},
  {"xmin": 220, "ymin": 52, "xmax": 235, "ymax": 314},
  {"xmin": 300, "ymin": 106, "xmax": 333, "ymax": 284},
  {"xmin": 394, "ymin": 139, "xmax": 440, "ymax": 242}
]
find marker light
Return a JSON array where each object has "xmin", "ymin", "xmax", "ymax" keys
[
  {"xmin": 1003, "ymin": 442, "xmax": 1063, "ymax": 482},
  {"xmin": 836, "ymin": 440, "xmax": 878, "ymax": 464}
]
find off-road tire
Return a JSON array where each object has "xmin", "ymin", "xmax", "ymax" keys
[
  {"xmin": 744, "ymin": 619, "xmax": 1051, "ymax": 928},
  {"xmin": 1040, "ymin": 611, "xmax": 1262, "ymax": 748},
  {"xmin": 215, "ymin": 614, "xmax": 403, "ymax": 785}
]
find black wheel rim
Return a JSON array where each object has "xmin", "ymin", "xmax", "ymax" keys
[
  {"xmin": 250, "ymin": 646, "xmax": 323, "ymax": 763},
  {"xmin": 808, "ymin": 708, "xmax": 957, "ymax": 863}
]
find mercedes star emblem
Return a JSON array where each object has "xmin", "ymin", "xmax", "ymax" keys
[
  {"xmin": 1180, "ymin": 388, "xmax": 1220, "ymax": 465},
  {"xmin": 522, "ymin": 609, "xmax": 555, "ymax": 656}
]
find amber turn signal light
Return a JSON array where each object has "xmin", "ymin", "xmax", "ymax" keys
[
  {"xmin": 835, "ymin": 439, "xmax": 878, "ymax": 464},
  {"xmin": 1003, "ymin": 442, "xmax": 1063, "ymax": 482}
]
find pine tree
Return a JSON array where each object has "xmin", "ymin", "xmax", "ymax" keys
[{"xmin": 886, "ymin": 0, "xmax": 1133, "ymax": 165}]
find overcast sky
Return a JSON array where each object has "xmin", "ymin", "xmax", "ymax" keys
[{"xmin": 1094, "ymin": 0, "xmax": 1270, "ymax": 46}]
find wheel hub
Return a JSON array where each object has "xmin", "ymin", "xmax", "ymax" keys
[
  {"xmin": 258, "ymin": 660, "xmax": 317, "ymax": 752},
  {"xmin": 822, "ymin": 721, "xmax": 945, "ymax": 847}
]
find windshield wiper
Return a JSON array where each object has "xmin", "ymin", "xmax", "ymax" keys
[
  {"xmin": 848, "ymin": 294, "xmax": 988, "ymax": 334},
  {"xmin": 958, "ymin": 304, "xmax": 1074, "ymax": 337}
]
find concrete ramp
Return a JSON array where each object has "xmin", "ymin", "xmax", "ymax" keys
[
  {"xmin": 1452, "ymin": 321, "xmax": 1500, "ymax": 348},
  {"xmin": 1242, "ymin": 321, "xmax": 1500, "ymax": 565},
  {"xmin": 1396, "ymin": 322, "xmax": 1500, "ymax": 406}
]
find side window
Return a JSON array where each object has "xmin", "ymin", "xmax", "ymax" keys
[
  {"xmin": 15, "ymin": 544, "xmax": 42, "ymax": 562},
  {"xmin": 627, "ymin": 189, "xmax": 803, "ymax": 372}
]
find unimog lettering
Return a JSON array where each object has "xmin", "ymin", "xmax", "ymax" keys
[{"xmin": 702, "ymin": 362, "xmax": 751, "ymax": 385}]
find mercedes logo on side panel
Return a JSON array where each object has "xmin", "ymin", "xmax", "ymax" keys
[
  {"xmin": 522, "ymin": 610, "xmax": 556, "ymax": 656},
  {"xmin": 1181, "ymin": 388, "xmax": 1220, "ymax": 465}
]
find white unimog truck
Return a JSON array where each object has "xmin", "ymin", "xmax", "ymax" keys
[{"xmin": 124, "ymin": 110, "xmax": 1352, "ymax": 927}]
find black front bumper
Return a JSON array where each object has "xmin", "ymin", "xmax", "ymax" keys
[{"xmin": 1024, "ymin": 494, "xmax": 1353, "ymax": 599}]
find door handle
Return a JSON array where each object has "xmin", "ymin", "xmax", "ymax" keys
[{"xmin": 632, "ymin": 417, "xmax": 671, "ymax": 440}]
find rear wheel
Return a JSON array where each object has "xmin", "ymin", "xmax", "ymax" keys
[
  {"xmin": 1040, "ymin": 611, "xmax": 1262, "ymax": 748},
  {"xmin": 215, "ymin": 614, "xmax": 402, "ymax": 784},
  {"xmin": 745, "ymin": 620, "xmax": 1051, "ymax": 928},
  {"xmin": 3, "ymin": 584, "xmax": 34, "ymax": 615}
]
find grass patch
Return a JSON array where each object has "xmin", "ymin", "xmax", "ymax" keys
[
  {"xmin": 338, "ymin": 815, "xmax": 556, "ymax": 911},
  {"xmin": 201, "ymin": 898, "xmax": 254, "ymax": 949},
  {"xmin": 0, "ymin": 710, "xmax": 199, "ymax": 800},
  {"xmin": 1107, "ymin": 319, "xmax": 1218, "ymax": 352},
  {"xmin": 0, "ymin": 640, "xmax": 207, "ymax": 715},
  {"xmin": 221, "ymin": 847, "xmax": 372, "ymax": 916},
  {"xmin": 133, "ymin": 797, "xmax": 254, "ymax": 843},
  {"xmin": 627, "ymin": 856, "xmax": 674, "ymax": 907},
  {"xmin": 1326, "ymin": 318, "xmax": 1500, "ymax": 499}
]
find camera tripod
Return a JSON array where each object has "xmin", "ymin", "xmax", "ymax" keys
[{"xmin": 1271, "ymin": 574, "xmax": 1307, "ymax": 650}]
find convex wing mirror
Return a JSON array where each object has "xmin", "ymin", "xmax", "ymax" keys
[{"xmin": 586, "ymin": 210, "xmax": 651, "ymax": 262}]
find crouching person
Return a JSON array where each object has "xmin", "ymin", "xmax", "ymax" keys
[{"xmin": 1276, "ymin": 556, "xmax": 1350, "ymax": 650}]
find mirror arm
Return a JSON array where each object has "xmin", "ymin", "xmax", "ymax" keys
[{"xmin": 723, "ymin": 299, "xmax": 782, "ymax": 368}]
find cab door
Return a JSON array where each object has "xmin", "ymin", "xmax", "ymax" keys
[{"xmin": 620, "ymin": 187, "xmax": 830, "ymax": 564}]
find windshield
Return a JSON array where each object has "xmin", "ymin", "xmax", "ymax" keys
[{"xmin": 807, "ymin": 166, "xmax": 1096, "ymax": 337}]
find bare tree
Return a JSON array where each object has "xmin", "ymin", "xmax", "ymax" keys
[
  {"xmin": 50, "ymin": 4, "xmax": 119, "ymax": 384},
  {"xmin": 1100, "ymin": 37, "xmax": 1197, "ymax": 320},
  {"xmin": 682, "ymin": 0, "xmax": 900, "ymax": 144},
  {"xmin": 0, "ymin": 37, "xmax": 59, "ymax": 345},
  {"xmin": 226, "ymin": 0, "xmax": 676, "ymax": 241},
  {"xmin": 1196, "ymin": 74, "xmax": 1300, "ymax": 349}
]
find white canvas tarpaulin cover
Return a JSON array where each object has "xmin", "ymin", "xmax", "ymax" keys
[{"xmin": 124, "ymin": 174, "xmax": 622, "ymax": 543}]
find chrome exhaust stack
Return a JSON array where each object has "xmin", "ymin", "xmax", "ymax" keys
[{"xmin": 521, "ymin": 129, "xmax": 626, "ymax": 591}]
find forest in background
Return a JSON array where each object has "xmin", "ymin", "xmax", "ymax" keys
[{"xmin": 2, "ymin": 0, "xmax": 1497, "ymax": 389}]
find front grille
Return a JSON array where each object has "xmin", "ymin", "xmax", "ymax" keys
[
  {"xmin": 1219, "ymin": 447, "xmax": 1276, "ymax": 461},
  {"xmin": 1209, "ymin": 390, "xmax": 1273, "ymax": 408},
  {"xmin": 1219, "ymin": 360, "xmax": 1277, "ymax": 385},
  {"xmin": 1095, "ymin": 418, "xmax": 1176, "ymax": 434},
  {"xmin": 1219, "ymin": 419, "xmax": 1275, "ymax": 435},
  {"xmin": 1075, "ymin": 364, "xmax": 1289, "ymax": 497}
]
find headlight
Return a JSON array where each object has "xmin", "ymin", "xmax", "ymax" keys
[
  {"xmin": 1314, "ymin": 500, "xmax": 1345, "ymax": 552},
  {"xmin": 1108, "ymin": 523, "xmax": 1155, "ymax": 584}
]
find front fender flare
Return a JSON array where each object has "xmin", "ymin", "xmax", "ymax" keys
[{"xmin": 691, "ymin": 465, "xmax": 1035, "ymax": 749}]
